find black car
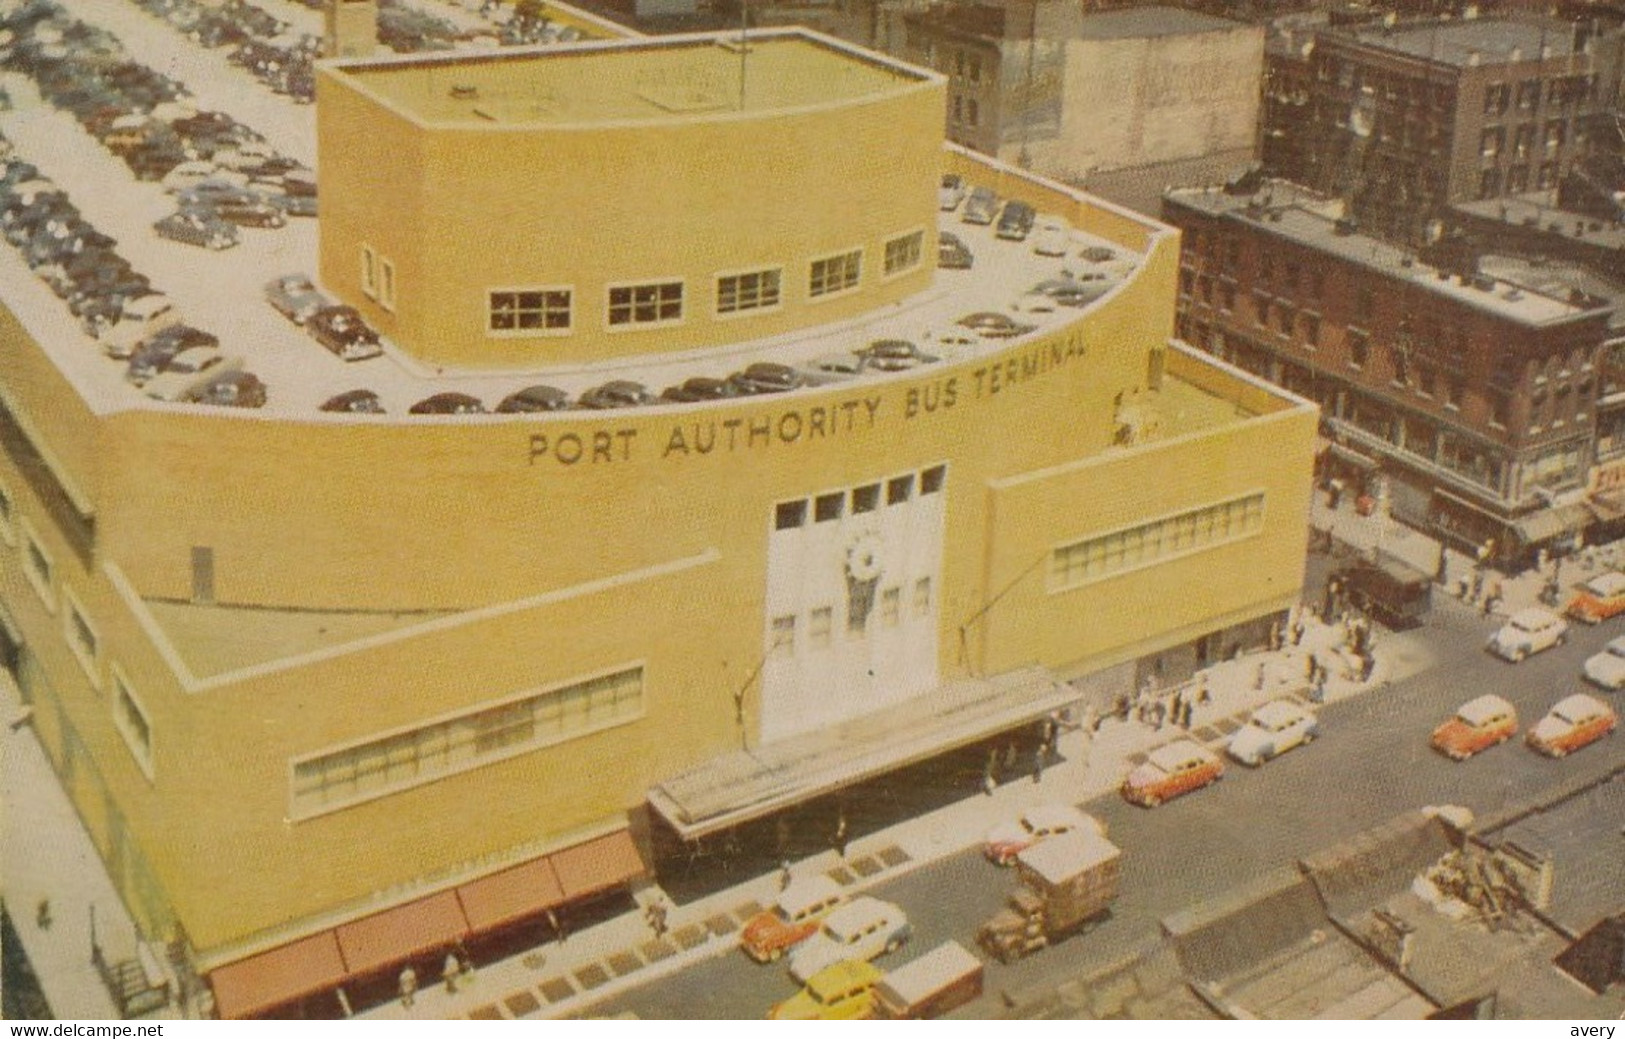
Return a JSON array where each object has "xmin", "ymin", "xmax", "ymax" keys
[
  {"xmin": 185, "ymin": 371, "xmax": 266, "ymax": 409},
  {"xmin": 126, "ymin": 325, "xmax": 218, "ymax": 385},
  {"xmin": 727, "ymin": 362, "xmax": 804, "ymax": 395},
  {"xmin": 995, "ymin": 200, "xmax": 1036, "ymax": 241},
  {"xmin": 319, "ymin": 389, "xmax": 385, "ymax": 414},
  {"xmin": 578, "ymin": 380, "xmax": 655, "ymax": 410},
  {"xmin": 496, "ymin": 385, "xmax": 572, "ymax": 413},
  {"xmin": 409, "ymin": 392, "xmax": 486, "ymax": 415},
  {"xmin": 938, "ymin": 231, "xmax": 973, "ymax": 270},
  {"xmin": 858, "ymin": 339, "xmax": 937, "ymax": 372},
  {"xmin": 1031, "ymin": 276, "xmax": 1108, "ymax": 308},
  {"xmin": 661, "ymin": 376, "xmax": 740, "ymax": 403},
  {"xmin": 307, "ymin": 305, "xmax": 382, "ymax": 361}
]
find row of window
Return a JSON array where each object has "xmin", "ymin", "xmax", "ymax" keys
[
  {"xmin": 0, "ymin": 476, "xmax": 153, "ymax": 780},
  {"xmin": 1482, "ymin": 75, "xmax": 1593, "ymax": 117},
  {"xmin": 1479, "ymin": 121, "xmax": 1568, "ymax": 159},
  {"xmin": 1477, "ymin": 162, "xmax": 1564, "ymax": 199},
  {"xmin": 769, "ymin": 578, "xmax": 933, "ymax": 654},
  {"xmin": 482, "ymin": 232, "xmax": 925, "ymax": 337},
  {"xmin": 774, "ymin": 465, "xmax": 946, "ymax": 531},
  {"xmin": 289, "ymin": 666, "xmax": 644, "ymax": 820},
  {"xmin": 1050, "ymin": 494, "xmax": 1267, "ymax": 591}
]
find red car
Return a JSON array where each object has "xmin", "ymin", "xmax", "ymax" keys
[
  {"xmin": 1120, "ymin": 740, "xmax": 1223, "ymax": 807},
  {"xmin": 1526, "ymin": 694, "xmax": 1618, "ymax": 757},
  {"xmin": 1564, "ymin": 571, "xmax": 1625, "ymax": 624}
]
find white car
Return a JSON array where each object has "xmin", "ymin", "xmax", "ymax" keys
[
  {"xmin": 983, "ymin": 804, "xmax": 1104, "ymax": 865},
  {"xmin": 1583, "ymin": 635, "xmax": 1625, "ymax": 691},
  {"xmin": 787, "ymin": 897, "xmax": 911, "ymax": 983},
  {"xmin": 100, "ymin": 294, "xmax": 180, "ymax": 359},
  {"xmin": 1030, "ymin": 217, "xmax": 1070, "ymax": 257},
  {"xmin": 1227, "ymin": 700, "xmax": 1319, "ymax": 766},
  {"xmin": 1487, "ymin": 606, "xmax": 1569, "ymax": 662},
  {"xmin": 142, "ymin": 349, "xmax": 243, "ymax": 402}
]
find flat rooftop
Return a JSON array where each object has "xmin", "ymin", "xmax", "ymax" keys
[
  {"xmin": 1169, "ymin": 184, "xmax": 1609, "ymax": 327},
  {"xmin": 1340, "ymin": 18, "xmax": 1587, "ymax": 67},
  {"xmin": 1073, "ymin": 5, "xmax": 1246, "ymax": 41},
  {"xmin": 327, "ymin": 29, "xmax": 933, "ymax": 126}
]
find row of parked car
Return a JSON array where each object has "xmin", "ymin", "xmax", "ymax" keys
[{"xmin": 130, "ymin": 0, "xmax": 318, "ymax": 104}]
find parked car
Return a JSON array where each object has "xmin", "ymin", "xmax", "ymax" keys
[
  {"xmin": 264, "ymin": 272, "xmax": 328, "ymax": 325},
  {"xmin": 661, "ymin": 376, "xmax": 739, "ymax": 403},
  {"xmin": 319, "ymin": 388, "xmax": 385, "ymax": 414},
  {"xmin": 1030, "ymin": 276, "xmax": 1107, "ymax": 308},
  {"xmin": 957, "ymin": 311, "xmax": 1034, "ymax": 339},
  {"xmin": 728, "ymin": 362, "xmax": 804, "ymax": 395},
  {"xmin": 126, "ymin": 325, "xmax": 218, "ymax": 385},
  {"xmin": 1565, "ymin": 571, "xmax": 1625, "ymax": 624},
  {"xmin": 1009, "ymin": 292, "xmax": 1058, "ymax": 316},
  {"xmin": 578, "ymin": 380, "xmax": 655, "ymax": 409},
  {"xmin": 184, "ymin": 370, "xmax": 266, "ymax": 408},
  {"xmin": 740, "ymin": 875, "xmax": 846, "ymax": 963},
  {"xmin": 100, "ymin": 294, "xmax": 180, "ymax": 359},
  {"xmin": 409, "ymin": 392, "xmax": 485, "ymax": 415},
  {"xmin": 938, "ymin": 172, "xmax": 965, "ymax": 212},
  {"xmin": 1431, "ymin": 694, "xmax": 1518, "ymax": 761},
  {"xmin": 142, "ymin": 348, "xmax": 242, "ymax": 401},
  {"xmin": 161, "ymin": 160, "xmax": 240, "ymax": 194},
  {"xmin": 961, "ymin": 186, "xmax": 998, "ymax": 225},
  {"xmin": 937, "ymin": 231, "xmax": 973, "ymax": 270},
  {"xmin": 198, "ymin": 194, "xmax": 285, "ymax": 228},
  {"xmin": 1078, "ymin": 245, "xmax": 1116, "ymax": 263},
  {"xmin": 798, "ymin": 353, "xmax": 865, "ymax": 386},
  {"xmin": 995, "ymin": 200, "xmax": 1036, "ymax": 241},
  {"xmin": 1487, "ymin": 606, "xmax": 1568, "ymax": 662},
  {"xmin": 1228, "ymin": 700, "xmax": 1319, "ymax": 766},
  {"xmin": 788, "ymin": 898, "xmax": 912, "ymax": 983},
  {"xmin": 1030, "ymin": 217, "xmax": 1070, "ymax": 257},
  {"xmin": 1525, "ymin": 693, "xmax": 1617, "ymax": 757},
  {"xmin": 153, "ymin": 209, "xmax": 237, "ymax": 250},
  {"xmin": 770, "ymin": 960, "xmax": 882, "ymax": 1021},
  {"xmin": 307, "ymin": 305, "xmax": 383, "ymax": 361},
  {"xmin": 1583, "ymin": 635, "xmax": 1625, "ymax": 691},
  {"xmin": 1120, "ymin": 740, "xmax": 1223, "ymax": 807},
  {"xmin": 983, "ymin": 805, "xmax": 1104, "ymax": 866},
  {"xmin": 496, "ymin": 384, "xmax": 573, "ymax": 413},
  {"xmin": 858, "ymin": 339, "xmax": 936, "ymax": 373}
]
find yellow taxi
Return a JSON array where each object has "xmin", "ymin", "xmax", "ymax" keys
[{"xmin": 768, "ymin": 960, "xmax": 883, "ymax": 1020}]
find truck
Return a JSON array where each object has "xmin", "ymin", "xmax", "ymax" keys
[
  {"xmin": 976, "ymin": 829, "xmax": 1121, "ymax": 964},
  {"xmin": 1333, "ymin": 556, "xmax": 1432, "ymax": 630},
  {"xmin": 872, "ymin": 941, "xmax": 984, "ymax": 1019}
]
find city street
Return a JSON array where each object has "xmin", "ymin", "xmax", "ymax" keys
[{"xmin": 588, "ymin": 592, "xmax": 1624, "ymax": 1019}]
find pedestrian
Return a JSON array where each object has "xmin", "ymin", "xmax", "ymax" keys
[
  {"xmin": 1328, "ymin": 477, "xmax": 1344, "ymax": 510},
  {"xmin": 1267, "ymin": 623, "xmax": 1282, "ymax": 652},
  {"xmin": 443, "ymin": 951, "xmax": 464, "ymax": 995},
  {"xmin": 1290, "ymin": 618, "xmax": 1305, "ymax": 646},
  {"xmin": 547, "ymin": 908, "xmax": 566, "ymax": 944},
  {"xmin": 1195, "ymin": 676, "xmax": 1211, "ymax": 706},
  {"xmin": 1152, "ymin": 699, "xmax": 1166, "ymax": 730},
  {"xmin": 1470, "ymin": 569, "xmax": 1484, "ymax": 603},
  {"xmin": 983, "ymin": 747, "xmax": 998, "ymax": 796},
  {"xmin": 35, "ymin": 898, "xmax": 51, "ymax": 931},
  {"xmin": 398, "ymin": 965, "xmax": 418, "ymax": 1009},
  {"xmin": 1255, "ymin": 660, "xmax": 1268, "ymax": 691},
  {"xmin": 1032, "ymin": 744, "xmax": 1046, "ymax": 784},
  {"xmin": 1310, "ymin": 669, "xmax": 1326, "ymax": 704},
  {"xmin": 1115, "ymin": 693, "xmax": 1131, "ymax": 722},
  {"xmin": 646, "ymin": 897, "xmax": 669, "ymax": 939},
  {"xmin": 833, "ymin": 810, "xmax": 849, "ymax": 859},
  {"xmin": 780, "ymin": 859, "xmax": 794, "ymax": 890},
  {"xmin": 1359, "ymin": 653, "xmax": 1376, "ymax": 683},
  {"xmin": 1180, "ymin": 698, "xmax": 1195, "ymax": 728},
  {"xmin": 1170, "ymin": 690, "xmax": 1184, "ymax": 727}
]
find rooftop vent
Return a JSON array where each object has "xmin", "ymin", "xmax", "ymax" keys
[
  {"xmin": 449, "ymin": 84, "xmax": 479, "ymax": 100},
  {"xmin": 1333, "ymin": 217, "xmax": 1358, "ymax": 236}
]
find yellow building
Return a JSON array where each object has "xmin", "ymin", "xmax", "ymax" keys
[{"xmin": 0, "ymin": 28, "xmax": 1314, "ymax": 1019}]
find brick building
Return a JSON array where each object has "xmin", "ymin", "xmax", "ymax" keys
[{"xmin": 1164, "ymin": 183, "xmax": 1619, "ymax": 563}]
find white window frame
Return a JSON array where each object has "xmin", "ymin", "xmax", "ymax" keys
[
  {"xmin": 378, "ymin": 257, "xmax": 396, "ymax": 312},
  {"xmin": 62, "ymin": 586, "xmax": 101, "ymax": 690},
  {"xmin": 112, "ymin": 666, "xmax": 155, "ymax": 782},
  {"xmin": 882, "ymin": 229, "xmax": 926, "ymax": 281},
  {"xmin": 714, "ymin": 266, "xmax": 783, "ymax": 319},
  {"xmin": 0, "ymin": 473, "xmax": 14, "ymax": 546},
  {"xmin": 605, "ymin": 278, "xmax": 685, "ymax": 331},
  {"xmin": 20, "ymin": 518, "xmax": 54, "ymax": 612},
  {"xmin": 360, "ymin": 244, "xmax": 378, "ymax": 300},
  {"xmin": 808, "ymin": 248, "xmax": 863, "ymax": 301},
  {"xmin": 1049, "ymin": 492, "xmax": 1268, "ymax": 592},
  {"xmin": 486, "ymin": 285, "xmax": 574, "ymax": 338}
]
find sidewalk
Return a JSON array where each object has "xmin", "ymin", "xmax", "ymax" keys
[{"xmin": 363, "ymin": 611, "xmax": 1431, "ymax": 1021}]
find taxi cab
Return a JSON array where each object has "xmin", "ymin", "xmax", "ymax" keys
[
  {"xmin": 769, "ymin": 960, "xmax": 882, "ymax": 1020},
  {"xmin": 1564, "ymin": 571, "xmax": 1625, "ymax": 624},
  {"xmin": 1486, "ymin": 607, "xmax": 1568, "ymax": 662},
  {"xmin": 739, "ymin": 875, "xmax": 845, "ymax": 963},
  {"xmin": 1431, "ymin": 694, "xmax": 1518, "ymax": 761},
  {"xmin": 1120, "ymin": 740, "xmax": 1223, "ymax": 807},
  {"xmin": 1526, "ymin": 693, "xmax": 1618, "ymax": 757}
]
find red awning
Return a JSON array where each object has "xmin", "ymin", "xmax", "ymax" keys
[
  {"xmin": 455, "ymin": 857, "xmax": 566, "ymax": 933},
  {"xmin": 335, "ymin": 890, "xmax": 469, "ymax": 977},
  {"xmin": 549, "ymin": 830, "xmax": 646, "ymax": 900},
  {"xmin": 210, "ymin": 931, "xmax": 347, "ymax": 1020}
]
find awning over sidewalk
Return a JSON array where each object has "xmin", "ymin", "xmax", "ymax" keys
[
  {"xmin": 209, "ymin": 932, "xmax": 348, "ymax": 1021},
  {"xmin": 647, "ymin": 666, "xmax": 1073, "ymax": 841},
  {"xmin": 1511, "ymin": 503, "xmax": 1592, "ymax": 545},
  {"xmin": 551, "ymin": 829, "xmax": 645, "ymax": 900},
  {"xmin": 454, "ymin": 857, "xmax": 566, "ymax": 933},
  {"xmin": 335, "ymin": 890, "xmax": 469, "ymax": 977}
]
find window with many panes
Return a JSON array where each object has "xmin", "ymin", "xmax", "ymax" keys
[
  {"xmin": 21, "ymin": 520, "xmax": 52, "ymax": 610},
  {"xmin": 716, "ymin": 269, "xmax": 781, "ymax": 315},
  {"xmin": 488, "ymin": 288, "xmax": 572, "ymax": 334},
  {"xmin": 63, "ymin": 589, "xmax": 99, "ymax": 688},
  {"xmin": 113, "ymin": 669, "xmax": 154, "ymax": 780},
  {"xmin": 607, "ymin": 281, "xmax": 683, "ymax": 327},
  {"xmin": 1051, "ymin": 493, "xmax": 1266, "ymax": 590},
  {"xmin": 884, "ymin": 231, "xmax": 924, "ymax": 278},
  {"xmin": 809, "ymin": 250, "xmax": 862, "ymax": 298}
]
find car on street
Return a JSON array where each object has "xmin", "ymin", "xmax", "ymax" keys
[
  {"xmin": 496, "ymin": 385, "xmax": 572, "ymax": 413},
  {"xmin": 1030, "ymin": 217, "xmax": 1069, "ymax": 257},
  {"xmin": 1526, "ymin": 693, "xmax": 1617, "ymax": 757},
  {"xmin": 184, "ymin": 370, "xmax": 266, "ymax": 409},
  {"xmin": 1430, "ymin": 694, "xmax": 1518, "ymax": 761},
  {"xmin": 937, "ymin": 231, "xmax": 973, "ymax": 270},
  {"xmin": 957, "ymin": 311, "xmax": 1034, "ymax": 339},
  {"xmin": 788, "ymin": 898, "xmax": 911, "ymax": 983},
  {"xmin": 1227, "ymin": 700, "xmax": 1319, "ymax": 766},
  {"xmin": 727, "ymin": 362, "xmax": 804, "ymax": 395},
  {"xmin": 938, "ymin": 173, "xmax": 965, "ymax": 212},
  {"xmin": 1564, "ymin": 571, "xmax": 1625, "ymax": 624},
  {"xmin": 961, "ymin": 186, "xmax": 998, "ymax": 225},
  {"xmin": 319, "ymin": 389, "xmax": 385, "ymax": 414},
  {"xmin": 578, "ymin": 380, "xmax": 655, "ymax": 409},
  {"xmin": 141, "ymin": 348, "xmax": 242, "ymax": 402},
  {"xmin": 408, "ymin": 392, "xmax": 486, "ymax": 415},
  {"xmin": 307, "ymin": 305, "xmax": 383, "ymax": 361},
  {"xmin": 1487, "ymin": 606, "xmax": 1568, "ymax": 662},
  {"xmin": 983, "ymin": 804, "xmax": 1105, "ymax": 866},
  {"xmin": 264, "ymin": 273, "xmax": 328, "ymax": 325},
  {"xmin": 153, "ymin": 209, "xmax": 237, "ymax": 250},
  {"xmin": 770, "ymin": 960, "xmax": 882, "ymax": 1020},
  {"xmin": 1120, "ymin": 740, "xmax": 1223, "ymax": 807},
  {"xmin": 1582, "ymin": 635, "xmax": 1625, "ymax": 691},
  {"xmin": 740, "ymin": 875, "xmax": 846, "ymax": 963}
]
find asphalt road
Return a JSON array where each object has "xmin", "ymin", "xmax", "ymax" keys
[{"xmin": 590, "ymin": 595, "xmax": 1624, "ymax": 1019}]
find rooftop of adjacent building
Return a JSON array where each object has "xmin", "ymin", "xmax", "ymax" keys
[
  {"xmin": 1330, "ymin": 15, "xmax": 1595, "ymax": 67},
  {"xmin": 325, "ymin": 27, "xmax": 936, "ymax": 126},
  {"xmin": 901, "ymin": 1, "xmax": 1245, "ymax": 44},
  {"xmin": 1167, "ymin": 181, "xmax": 1615, "ymax": 327}
]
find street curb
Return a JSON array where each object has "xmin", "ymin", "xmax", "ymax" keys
[{"xmin": 1475, "ymin": 760, "xmax": 1625, "ymax": 836}]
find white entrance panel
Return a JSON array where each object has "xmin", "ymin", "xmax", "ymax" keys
[{"xmin": 760, "ymin": 465, "xmax": 945, "ymax": 743}]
